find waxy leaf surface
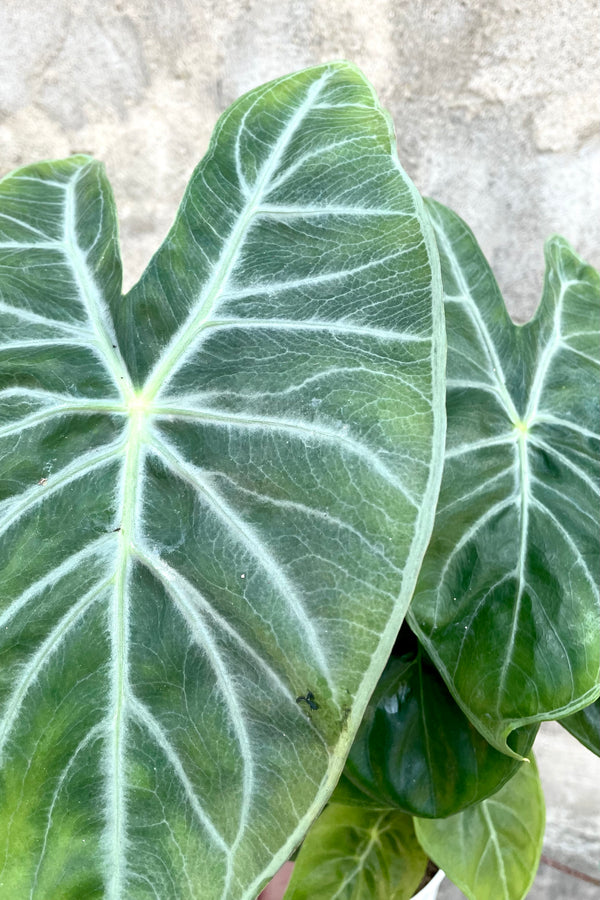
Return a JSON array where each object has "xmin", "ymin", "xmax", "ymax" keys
[
  {"xmin": 409, "ymin": 200, "xmax": 600, "ymax": 755},
  {"xmin": 344, "ymin": 627, "xmax": 534, "ymax": 818},
  {"xmin": 415, "ymin": 757, "xmax": 545, "ymax": 900},
  {"xmin": 0, "ymin": 63, "xmax": 445, "ymax": 898}
]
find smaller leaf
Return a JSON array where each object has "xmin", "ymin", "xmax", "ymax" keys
[
  {"xmin": 344, "ymin": 625, "xmax": 535, "ymax": 817},
  {"xmin": 410, "ymin": 200, "xmax": 600, "ymax": 756},
  {"xmin": 559, "ymin": 698, "xmax": 600, "ymax": 756},
  {"xmin": 284, "ymin": 798, "xmax": 427, "ymax": 900},
  {"xmin": 414, "ymin": 757, "xmax": 545, "ymax": 900}
]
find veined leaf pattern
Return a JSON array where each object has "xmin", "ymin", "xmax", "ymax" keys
[
  {"xmin": 410, "ymin": 199, "xmax": 600, "ymax": 755},
  {"xmin": 0, "ymin": 64, "xmax": 445, "ymax": 898},
  {"xmin": 285, "ymin": 798, "xmax": 427, "ymax": 900},
  {"xmin": 415, "ymin": 758, "xmax": 545, "ymax": 900}
]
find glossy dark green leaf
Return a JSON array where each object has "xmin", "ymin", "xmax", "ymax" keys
[
  {"xmin": 344, "ymin": 626, "xmax": 535, "ymax": 817},
  {"xmin": 415, "ymin": 757, "xmax": 545, "ymax": 900},
  {"xmin": 0, "ymin": 63, "xmax": 446, "ymax": 898},
  {"xmin": 284, "ymin": 800, "xmax": 427, "ymax": 900},
  {"xmin": 559, "ymin": 698, "xmax": 600, "ymax": 756},
  {"xmin": 409, "ymin": 200, "xmax": 600, "ymax": 756}
]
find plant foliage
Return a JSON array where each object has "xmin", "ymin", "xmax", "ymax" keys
[
  {"xmin": 0, "ymin": 63, "xmax": 445, "ymax": 898},
  {"xmin": 1, "ymin": 59, "xmax": 598, "ymax": 900},
  {"xmin": 414, "ymin": 758, "xmax": 545, "ymax": 900},
  {"xmin": 409, "ymin": 201, "xmax": 600, "ymax": 755}
]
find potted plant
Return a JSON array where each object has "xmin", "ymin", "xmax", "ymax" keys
[{"xmin": 0, "ymin": 61, "xmax": 597, "ymax": 899}]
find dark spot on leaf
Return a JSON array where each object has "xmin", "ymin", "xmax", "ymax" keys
[{"xmin": 296, "ymin": 691, "xmax": 319, "ymax": 710}]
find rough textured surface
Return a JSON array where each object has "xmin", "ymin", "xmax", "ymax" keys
[
  {"xmin": 1, "ymin": 3, "xmax": 598, "ymax": 897},
  {"xmin": 1, "ymin": 0, "xmax": 598, "ymax": 319}
]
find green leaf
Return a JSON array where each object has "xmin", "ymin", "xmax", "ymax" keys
[
  {"xmin": 414, "ymin": 756, "xmax": 545, "ymax": 900},
  {"xmin": 0, "ymin": 63, "xmax": 445, "ymax": 898},
  {"xmin": 559, "ymin": 698, "xmax": 600, "ymax": 756},
  {"xmin": 409, "ymin": 199, "xmax": 600, "ymax": 756},
  {"xmin": 284, "ymin": 803, "xmax": 427, "ymax": 900},
  {"xmin": 329, "ymin": 773, "xmax": 392, "ymax": 810},
  {"xmin": 344, "ymin": 626, "xmax": 535, "ymax": 817}
]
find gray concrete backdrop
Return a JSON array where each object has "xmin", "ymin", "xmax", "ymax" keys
[
  {"xmin": 1, "ymin": 2, "xmax": 599, "ymax": 898},
  {"xmin": 1, "ymin": 0, "xmax": 599, "ymax": 319}
]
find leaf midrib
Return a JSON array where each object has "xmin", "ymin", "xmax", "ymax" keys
[
  {"xmin": 480, "ymin": 802, "xmax": 509, "ymax": 900},
  {"xmin": 140, "ymin": 70, "xmax": 333, "ymax": 404},
  {"xmin": 106, "ymin": 408, "xmax": 145, "ymax": 898}
]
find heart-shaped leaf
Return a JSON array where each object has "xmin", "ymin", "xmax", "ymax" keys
[
  {"xmin": 344, "ymin": 625, "xmax": 534, "ymax": 817},
  {"xmin": 409, "ymin": 200, "xmax": 600, "ymax": 755},
  {"xmin": 0, "ymin": 63, "xmax": 445, "ymax": 898}
]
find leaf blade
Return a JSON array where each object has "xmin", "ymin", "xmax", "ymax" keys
[
  {"xmin": 414, "ymin": 757, "xmax": 545, "ymax": 900},
  {"xmin": 410, "ymin": 200, "xmax": 600, "ymax": 755},
  {"xmin": 285, "ymin": 801, "xmax": 427, "ymax": 900},
  {"xmin": 344, "ymin": 627, "xmax": 536, "ymax": 818},
  {"xmin": 0, "ymin": 63, "xmax": 445, "ymax": 898}
]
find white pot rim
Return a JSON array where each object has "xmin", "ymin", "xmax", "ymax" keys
[{"xmin": 412, "ymin": 868, "xmax": 446, "ymax": 899}]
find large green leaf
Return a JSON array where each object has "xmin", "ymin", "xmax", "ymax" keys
[
  {"xmin": 409, "ymin": 200, "xmax": 600, "ymax": 755},
  {"xmin": 0, "ymin": 63, "xmax": 445, "ymax": 898},
  {"xmin": 284, "ymin": 789, "xmax": 427, "ymax": 900},
  {"xmin": 414, "ymin": 757, "xmax": 545, "ymax": 900},
  {"xmin": 344, "ymin": 625, "xmax": 534, "ymax": 817},
  {"xmin": 559, "ymin": 698, "xmax": 600, "ymax": 756}
]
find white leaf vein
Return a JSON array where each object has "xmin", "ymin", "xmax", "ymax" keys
[
  {"xmin": 0, "ymin": 577, "xmax": 111, "ymax": 762},
  {"xmin": 152, "ymin": 406, "xmax": 420, "ymax": 509},
  {"xmin": 148, "ymin": 434, "xmax": 336, "ymax": 692},
  {"xmin": 128, "ymin": 696, "xmax": 230, "ymax": 856}
]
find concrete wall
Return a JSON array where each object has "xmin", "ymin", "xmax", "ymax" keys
[{"xmin": 1, "ymin": 0, "xmax": 598, "ymax": 319}]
